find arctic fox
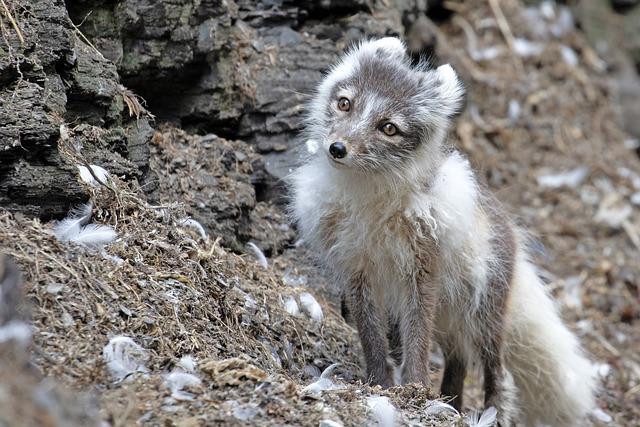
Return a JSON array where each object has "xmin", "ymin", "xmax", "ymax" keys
[{"xmin": 289, "ymin": 38, "xmax": 596, "ymax": 426}]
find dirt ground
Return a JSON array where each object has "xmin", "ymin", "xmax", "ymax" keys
[{"xmin": 1, "ymin": 0, "xmax": 639, "ymax": 426}]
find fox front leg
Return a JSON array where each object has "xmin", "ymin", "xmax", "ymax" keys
[
  {"xmin": 347, "ymin": 273, "xmax": 393, "ymax": 388},
  {"xmin": 399, "ymin": 269, "xmax": 437, "ymax": 386}
]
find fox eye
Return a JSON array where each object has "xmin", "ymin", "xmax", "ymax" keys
[
  {"xmin": 337, "ymin": 97, "xmax": 351, "ymax": 112},
  {"xmin": 381, "ymin": 123, "xmax": 397, "ymax": 136}
]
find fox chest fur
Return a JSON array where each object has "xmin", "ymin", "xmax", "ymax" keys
[
  {"xmin": 316, "ymin": 195, "xmax": 435, "ymax": 311},
  {"xmin": 293, "ymin": 153, "xmax": 492, "ymax": 322}
]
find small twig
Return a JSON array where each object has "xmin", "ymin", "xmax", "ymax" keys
[
  {"xmin": 70, "ymin": 21, "xmax": 105, "ymax": 60},
  {"xmin": 488, "ymin": 0, "xmax": 515, "ymax": 51},
  {"xmin": 0, "ymin": 0, "xmax": 24, "ymax": 45},
  {"xmin": 76, "ymin": 10, "xmax": 93, "ymax": 28},
  {"xmin": 622, "ymin": 220, "xmax": 640, "ymax": 250},
  {"xmin": 488, "ymin": 0, "xmax": 523, "ymax": 69}
]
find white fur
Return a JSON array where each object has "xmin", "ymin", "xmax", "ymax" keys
[
  {"xmin": 290, "ymin": 37, "xmax": 595, "ymax": 426},
  {"xmin": 504, "ymin": 248, "xmax": 596, "ymax": 427},
  {"xmin": 435, "ymin": 64, "xmax": 465, "ymax": 118}
]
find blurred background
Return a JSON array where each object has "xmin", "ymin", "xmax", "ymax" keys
[{"xmin": 0, "ymin": 0, "xmax": 638, "ymax": 425}]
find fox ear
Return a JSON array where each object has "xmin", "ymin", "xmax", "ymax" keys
[
  {"xmin": 432, "ymin": 64, "xmax": 465, "ymax": 117},
  {"xmin": 368, "ymin": 37, "xmax": 407, "ymax": 62}
]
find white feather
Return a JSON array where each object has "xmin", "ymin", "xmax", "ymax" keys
[
  {"xmin": 590, "ymin": 408, "xmax": 612, "ymax": 424},
  {"xmin": 176, "ymin": 355, "xmax": 197, "ymax": 373},
  {"xmin": 537, "ymin": 166, "xmax": 589, "ymax": 189},
  {"xmin": 164, "ymin": 372, "xmax": 201, "ymax": 401},
  {"xmin": 283, "ymin": 296, "xmax": 300, "ymax": 316},
  {"xmin": 424, "ymin": 400, "xmax": 460, "ymax": 416},
  {"xmin": 178, "ymin": 217, "xmax": 208, "ymax": 239},
  {"xmin": 246, "ymin": 242, "xmax": 268, "ymax": 268},
  {"xmin": 52, "ymin": 203, "xmax": 93, "ymax": 242},
  {"xmin": 71, "ymin": 224, "xmax": 117, "ymax": 248},
  {"xmin": 101, "ymin": 250, "xmax": 124, "ymax": 265},
  {"xmin": 513, "ymin": 38, "xmax": 545, "ymax": 57},
  {"xmin": 299, "ymin": 292, "xmax": 323, "ymax": 322},
  {"xmin": 466, "ymin": 406, "xmax": 497, "ymax": 427},
  {"xmin": 367, "ymin": 395, "xmax": 397, "ymax": 427},
  {"xmin": 302, "ymin": 363, "xmax": 342, "ymax": 394},
  {"xmin": 102, "ymin": 336, "xmax": 148, "ymax": 382},
  {"xmin": 77, "ymin": 164, "xmax": 111, "ymax": 187},
  {"xmin": 319, "ymin": 420, "xmax": 343, "ymax": 427}
]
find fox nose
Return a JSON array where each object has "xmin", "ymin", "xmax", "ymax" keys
[{"xmin": 329, "ymin": 141, "xmax": 347, "ymax": 159}]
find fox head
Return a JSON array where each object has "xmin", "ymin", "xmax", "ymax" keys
[{"xmin": 305, "ymin": 37, "xmax": 465, "ymax": 174}]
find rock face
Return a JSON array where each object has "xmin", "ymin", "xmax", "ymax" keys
[
  {"xmin": 0, "ymin": 0, "xmax": 153, "ymax": 219},
  {"xmin": 148, "ymin": 127, "xmax": 295, "ymax": 254},
  {"xmin": 0, "ymin": 0, "xmax": 438, "ymax": 246},
  {"xmin": 63, "ymin": 0, "xmax": 426, "ymax": 183}
]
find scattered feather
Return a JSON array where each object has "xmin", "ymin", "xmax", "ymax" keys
[
  {"xmin": 319, "ymin": 420, "xmax": 343, "ymax": 427},
  {"xmin": 77, "ymin": 164, "xmax": 111, "ymax": 187},
  {"xmin": 537, "ymin": 166, "xmax": 589, "ymax": 189},
  {"xmin": 595, "ymin": 363, "xmax": 611, "ymax": 379},
  {"xmin": 246, "ymin": 242, "xmax": 268, "ymax": 268},
  {"xmin": 507, "ymin": 99, "xmax": 520, "ymax": 122},
  {"xmin": 71, "ymin": 224, "xmax": 117, "ymax": 248},
  {"xmin": 424, "ymin": 400, "xmax": 460, "ymax": 416},
  {"xmin": 102, "ymin": 336, "xmax": 148, "ymax": 382},
  {"xmin": 522, "ymin": 2, "xmax": 574, "ymax": 39},
  {"xmin": 470, "ymin": 45, "xmax": 503, "ymax": 62},
  {"xmin": 101, "ymin": 250, "xmax": 124, "ymax": 265},
  {"xmin": 177, "ymin": 217, "xmax": 208, "ymax": 239},
  {"xmin": 550, "ymin": 7, "xmax": 574, "ymax": 38},
  {"xmin": 176, "ymin": 355, "xmax": 197, "ymax": 373},
  {"xmin": 52, "ymin": 203, "xmax": 93, "ymax": 242},
  {"xmin": 299, "ymin": 292, "xmax": 323, "ymax": 322},
  {"xmin": 302, "ymin": 363, "xmax": 342, "ymax": 394},
  {"xmin": 45, "ymin": 283, "xmax": 64, "ymax": 295},
  {"xmin": 513, "ymin": 38, "xmax": 544, "ymax": 57},
  {"xmin": 563, "ymin": 275, "xmax": 583, "ymax": 309},
  {"xmin": 590, "ymin": 408, "xmax": 612, "ymax": 423},
  {"xmin": 466, "ymin": 406, "xmax": 497, "ymax": 427},
  {"xmin": 283, "ymin": 296, "xmax": 300, "ymax": 316},
  {"xmin": 164, "ymin": 372, "xmax": 202, "ymax": 401},
  {"xmin": 367, "ymin": 395, "xmax": 397, "ymax": 427},
  {"xmin": 624, "ymin": 138, "xmax": 640, "ymax": 150},
  {"xmin": 539, "ymin": 0, "xmax": 554, "ymax": 19},
  {"xmin": 52, "ymin": 203, "xmax": 117, "ymax": 249},
  {"xmin": 618, "ymin": 167, "xmax": 640, "ymax": 190},
  {"xmin": 560, "ymin": 45, "xmax": 579, "ymax": 67},
  {"xmin": 595, "ymin": 195, "xmax": 632, "ymax": 229}
]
